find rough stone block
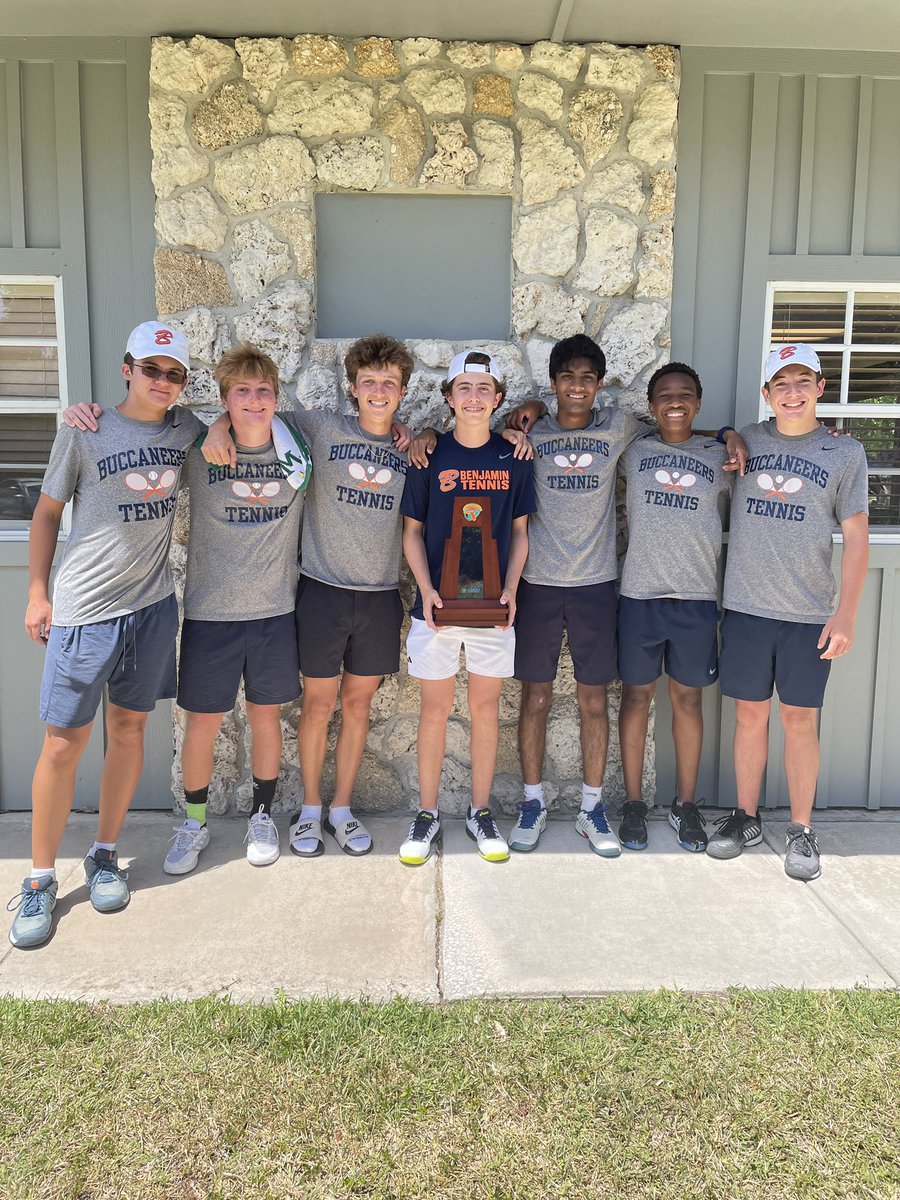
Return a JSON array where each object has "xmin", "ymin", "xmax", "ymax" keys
[
  {"xmin": 421, "ymin": 122, "xmax": 477, "ymax": 188},
  {"xmin": 235, "ymin": 37, "xmax": 291, "ymax": 105},
  {"xmin": 155, "ymin": 187, "xmax": 228, "ymax": 251},
  {"xmin": 215, "ymin": 137, "xmax": 315, "ymax": 214},
  {"xmin": 269, "ymin": 79, "xmax": 375, "ymax": 137},
  {"xmin": 314, "ymin": 137, "xmax": 385, "ymax": 191},
  {"xmin": 528, "ymin": 41, "xmax": 585, "ymax": 81},
  {"xmin": 267, "ymin": 208, "xmax": 315, "ymax": 277},
  {"xmin": 230, "ymin": 218, "xmax": 292, "ymax": 301},
  {"xmin": 586, "ymin": 44, "xmax": 646, "ymax": 94},
  {"xmin": 155, "ymin": 250, "xmax": 233, "ymax": 314},
  {"xmin": 584, "ymin": 160, "xmax": 645, "ymax": 215},
  {"xmin": 568, "ymin": 87, "xmax": 624, "ymax": 166},
  {"xmin": 472, "ymin": 74, "xmax": 515, "ymax": 117},
  {"xmin": 516, "ymin": 72, "xmax": 564, "ymax": 121},
  {"xmin": 518, "ymin": 118, "xmax": 584, "ymax": 206},
  {"xmin": 448, "ymin": 41, "xmax": 491, "ymax": 70},
  {"xmin": 575, "ymin": 208, "xmax": 639, "ymax": 294},
  {"xmin": 405, "ymin": 69, "xmax": 467, "ymax": 115},
  {"xmin": 150, "ymin": 35, "xmax": 236, "ymax": 95},
  {"xmin": 378, "ymin": 101, "xmax": 426, "ymax": 184},
  {"xmin": 233, "ymin": 281, "xmax": 312, "ymax": 381},
  {"xmin": 291, "ymin": 35, "xmax": 349, "ymax": 78},
  {"xmin": 628, "ymin": 82, "xmax": 677, "ymax": 164},
  {"xmin": 354, "ymin": 37, "xmax": 400, "ymax": 77},
  {"xmin": 473, "ymin": 119, "xmax": 515, "ymax": 189},
  {"xmin": 512, "ymin": 197, "xmax": 579, "ymax": 277},
  {"xmin": 192, "ymin": 81, "xmax": 263, "ymax": 150}
]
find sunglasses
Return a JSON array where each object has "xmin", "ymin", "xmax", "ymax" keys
[{"xmin": 135, "ymin": 362, "xmax": 188, "ymax": 386}]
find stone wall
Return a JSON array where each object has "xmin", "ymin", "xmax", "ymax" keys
[{"xmin": 150, "ymin": 33, "xmax": 677, "ymax": 817}]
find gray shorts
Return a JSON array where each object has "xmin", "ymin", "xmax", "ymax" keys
[{"xmin": 39, "ymin": 593, "xmax": 178, "ymax": 728}]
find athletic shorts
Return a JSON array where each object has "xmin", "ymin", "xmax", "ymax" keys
[
  {"xmin": 406, "ymin": 617, "xmax": 515, "ymax": 680},
  {"xmin": 177, "ymin": 613, "xmax": 300, "ymax": 712},
  {"xmin": 718, "ymin": 610, "xmax": 832, "ymax": 709},
  {"xmin": 514, "ymin": 579, "xmax": 617, "ymax": 685},
  {"xmin": 296, "ymin": 575, "xmax": 403, "ymax": 678},
  {"xmin": 618, "ymin": 597, "xmax": 720, "ymax": 688},
  {"xmin": 40, "ymin": 593, "xmax": 178, "ymax": 728}
]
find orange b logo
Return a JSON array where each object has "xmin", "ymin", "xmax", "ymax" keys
[{"xmin": 438, "ymin": 470, "xmax": 459, "ymax": 492}]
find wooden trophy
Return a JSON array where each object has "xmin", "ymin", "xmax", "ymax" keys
[{"xmin": 433, "ymin": 495, "xmax": 508, "ymax": 627}]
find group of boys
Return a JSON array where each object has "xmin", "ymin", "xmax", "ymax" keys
[{"xmin": 7, "ymin": 321, "xmax": 868, "ymax": 951}]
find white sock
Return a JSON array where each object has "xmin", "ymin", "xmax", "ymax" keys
[
  {"xmin": 293, "ymin": 804, "xmax": 322, "ymax": 853},
  {"xmin": 581, "ymin": 785, "xmax": 602, "ymax": 813},
  {"xmin": 523, "ymin": 783, "xmax": 545, "ymax": 807},
  {"xmin": 329, "ymin": 806, "xmax": 371, "ymax": 852},
  {"xmin": 89, "ymin": 841, "xmax": 116, "ymax": 858},
  {"xmin": 29, "ymin": 867, "xmax": 57, "ymax": 883}
]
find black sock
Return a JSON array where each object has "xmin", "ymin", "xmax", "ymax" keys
[{"xmin": 252, "ymin": 777, "xmax": 277, "ymax": 816}]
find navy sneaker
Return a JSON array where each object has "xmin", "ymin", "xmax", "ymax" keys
[
  {"xmin": 83, "ymin": 848, "xmax": 130, "ymax": 912},
  {"xmin": 7, "ymin": 876, "xmax": 58, "ymax": 948},
  {"xmin": 669, "ymin": 799, "xmax": 708, "ymax": 852},
  {"xmin": 618, "ymin": 800, "xmax": 649, "ymax": 850}
]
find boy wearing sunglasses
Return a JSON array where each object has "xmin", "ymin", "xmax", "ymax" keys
[{"xmin": 7, "ymin": 322, "xmax": 203, "ymax": 949}]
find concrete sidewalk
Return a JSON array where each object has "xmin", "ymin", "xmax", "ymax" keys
[{"xmin": 1, "ymin": 810, "xmax": 898, "ymax": 1002}]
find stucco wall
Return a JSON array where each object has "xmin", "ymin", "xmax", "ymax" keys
[{"xmin": 148, "ymin": 32, "xmax": 678, "ymax": 816}]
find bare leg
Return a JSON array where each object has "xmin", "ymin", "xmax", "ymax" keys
[
  {"xmin": 733, "ymin": 698, "xmax": 771, "ymax": 817},
  {"xmin": 416, "ymin": 677, "xmax": 456, "ymax": 811},
  {"xmin": 518, "ymin": 681, "xmax": 553, "ymax": 786},
  {"xmin": 780, "ymin": 704, "xmax": 820, "ymax": 825},
  {"xmin": 245, "ymin": 701, "xmax": 283, "ymax": 780},
  {"xmin": 669, "ymin": 679, "xmax": 704, "ymax": 804},
  {"xmin": 468, "ymin": 672, "xmax": 502, "ymax": 809},
  {"xmin": 298, "ymin": 676, "xmax": 340, "ymax": 808},
  {"xmin": 618, "ymin": 682, "xmax": 654, "ymax": 801},
  {"xmin": 95, "ymin": 705, "xmax": 150, "ymax": 844},
  {"xmin": 333, "ymin": 673, "xmax": 382, "ymax": 807},
  {"xmin": 577, "ymin": 682, "xmax": 608, "ymax": 788},
  {"xmin": 31, "ymin": 723, "xmax": 94, "ymax": 867},
  {"xmin": 181, "ymin": 710, "xmax": 226, "ymax": 792}
]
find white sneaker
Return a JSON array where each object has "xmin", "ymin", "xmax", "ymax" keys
[
  {"xmin": 509, "ymin": 799, "xmax": 547, "ymax": 852},
  {"xmin": 245, "ymin": 808, "xmax": 280, "ymax": 867},
  {"xmin": 465, "ymin": 807, "xmax": 509, "ymax": 862},
  {"xmin": 399, "ymin": 810, "xmax": 441, "ymax": 866},
  {"xmin": 163, "ymin": 820, "xmax": 210, "ymax": 875},
  {"xmin": 575, "ymin": 806, "xmax": 621, "ymax": 858}
]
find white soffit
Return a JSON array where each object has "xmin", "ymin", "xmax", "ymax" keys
[{"xmin": 1, "ymin": 0, "xmax": 898, "ymax": 52}]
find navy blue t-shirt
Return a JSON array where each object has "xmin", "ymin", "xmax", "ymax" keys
[{"xmin": 400, "ymin": 431, "xmax": 536, "ymax": 619}]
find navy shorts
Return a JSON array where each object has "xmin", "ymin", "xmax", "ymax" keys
[
  {"xmin": 40, "ymin": 593, "xmax": 178, "ymax": 728},
  {"xmin": 296, "ymin": 575, "xmax": 403, "ymax": 678},
  {"xmin": 718, "ymin": 610, "xmax": 832, "ymax": 709},
  {"xmin": 514, "ymin": 579, "xmax": 618, "ymax": 686},
  {"xmin": 618, "ymin": 597, "xmax": 720, "ymax": 689},
  {"xmin": 177, "ymin": 613, "xmax": 300, "ymax": 712}
]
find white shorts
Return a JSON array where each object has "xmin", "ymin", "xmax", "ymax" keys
[{"xmin": 406, "ymin": 618, "xmax": 516, "ymax": 680}]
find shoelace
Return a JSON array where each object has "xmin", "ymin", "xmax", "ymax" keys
[
  {"xmin": 516, "ymin": 801, "xmax": 542, "ymax": 829},
  {"xmin": 169, "ymin": 824, "xmax": 203, "ymax": 854},
  {"xmin": 678, "ymin": 802, "xmax": 707, "ymax": 837},
  {"xmin": 618, "ymin": 801, "xmax": 647, "ymax": 827},
  {"xmin": 6, "ymin": 885, "xmax": 51, "ymax": 916},
  {"xmin": 588, "ymin": 805, "xmax": 613, "ymax": 834},
  {"xmin": 787, "ymin": 827, "xmax": 818, "ymax": 858},
  {"xmin": 408, "ymin": 811, "xmax": 437, "ymax": 842},
  {"xmin": 712, "ymin": 810, "xmax": 746, "ymax": 838},
  {"xmin": 247, "ymin": 813, "xmax": 277, "ymax": 844},
  {"xmin": 472, "ymin": 809, "xmax": 501, "ymax": 840}
]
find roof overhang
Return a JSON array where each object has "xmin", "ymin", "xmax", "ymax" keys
[{"xmin": 4, "ymin": 0, "xmax": 899, "ymax": 52}]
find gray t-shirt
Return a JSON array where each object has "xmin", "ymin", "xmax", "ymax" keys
[
  {"xmin": 620, "ymin": 433, "xmax": 733, "ymax": 601},
  {"xmin": 294, "ymin": 407, "xmax": 407, "ymax": 591},
  {"xmin": 724, "ymin": 420, "xmax": 869, "ymax": 624},
  {"xmin": 524, "ymin": 405, "xmax": 647, "ymax": 586},
  {"xmin": 42, "ymin": 405, "xmax": 203, "ymax": 626},
  {"xmin": 182, "ymin": 430, "xmax": 305, "ymax": 622}
]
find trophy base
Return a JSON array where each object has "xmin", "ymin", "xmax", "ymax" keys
[{"xmin": 433, "ymin": 599, "xmax": 508, "ymax": 629}]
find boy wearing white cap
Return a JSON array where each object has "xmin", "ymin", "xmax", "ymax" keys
[
  {"xmin": 7, "ymin": 322, "xmax": 203, "ymax": 948},
  {"xmin": 399, "ymin": 350, "xmax": 535, "ymax": 865},
  {"xmin": 709, "ymin": 343, "xmax": 869, "ymax": 879}
]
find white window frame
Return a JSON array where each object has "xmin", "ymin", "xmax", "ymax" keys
[
  {"xmin": 0, "ymin": 274, "xmax": 69, "ymax": 541},
  {"xmin": 763, "ymin": 281, "xmax": 900, "ymax": 544}
]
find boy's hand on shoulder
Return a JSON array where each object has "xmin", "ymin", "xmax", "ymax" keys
[
  {"xmin": 497, "ymin": 589, "xmax": 516, "ymax": 629},
  {"xmin": 821, "ymin": 423, "xmax": 851, "ymax": 439},
  {"xmin": 25, "ymin": 597, "xmax": 52, "ymax": 644},
  {"xmin": 408, "ymin": 429, "xmax": 438, "ymax": 469},
  {"xmin": 500, "ymin": 428, "xmax": 534, "ymax": 461},
  {"xmin": 63, "ymin": 402, "xmax": 102, "ymax": 432},
  {"xmin": 818, "ymin": 612, "xmax": 854, "ymax": 659},
  {"xmin": 506, "ymin": 400, "xmax": 545, "ymax": 432},
  {"xmin": 721, "ymin": 430, "xmax": 748, "ymax": 475},
  {"xmin": 391, "ymin": 420, "xmax": 412, "ymax": 453},
  {"xmin": 422, "ymin": 589, "xmax": 443, "ymax": 632},
  {"xmin": 201, "ymin": 415, "xmax": 237, "ymax": 468}
]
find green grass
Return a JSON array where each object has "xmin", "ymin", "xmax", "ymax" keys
[{"xmin": 1, "ymin": 992, "xmax": 898, "ymax": 1199}]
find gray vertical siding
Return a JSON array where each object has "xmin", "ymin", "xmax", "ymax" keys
[
  {"xmin": 0, "ymin": 38, "xmax": 164, "ymax": 811},
  {"xmin": 670, "ymin": 48, "xmax": 900, "ymax": 808}
]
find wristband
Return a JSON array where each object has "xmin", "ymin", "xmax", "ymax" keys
[{"xmin": 716, "ymin": 425, "xmax": 735, "ymax": 444}]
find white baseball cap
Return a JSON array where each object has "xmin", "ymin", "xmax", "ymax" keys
[
  {"xmin": 447, "ymin": 348, "xmax": 503, "ymax": 385},
  {"xmin": 126, "ymin": 321, "xmax": 190, "ymax": 372},
  {"xmin": 764, "ymin": 343, "xmax": 821, "ymax": 384}
]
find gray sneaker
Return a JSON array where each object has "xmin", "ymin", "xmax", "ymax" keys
[
  {"xmin": 509, "ymin": 799, "xmax": 547, "ymax": 852},
  {"xmin": 83, "ymin": 848, "xmax": 130, "ymax": 912},
  {"xmin": 163, "ymin": 821, "xmax": 210, "ymax": 875},
  {"xmin": 7, "ymin": 876, "xmax": 58, "ymax": 948},
  {"xmin": 706, "ymin": 808, "xmax": 763, "ymax": 860},
  {"xmin": 784, "ymin": 823, "xmax": 821, "ymax": 881}
]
